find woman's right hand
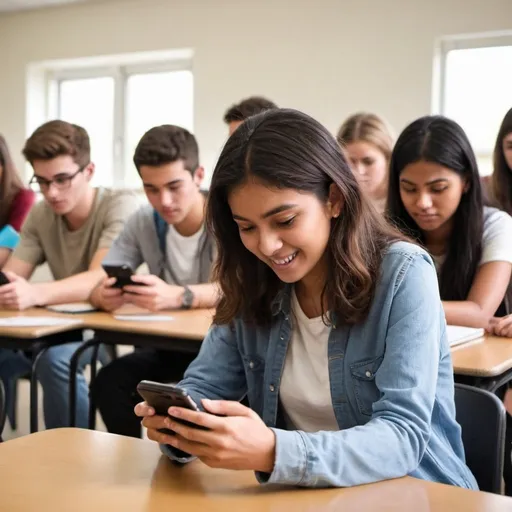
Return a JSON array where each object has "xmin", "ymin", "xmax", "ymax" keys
[
  {"xmin": 488, "ymin": 315, "xmax": 512, "ymax": 338},
  {"xmin": 134, "ymin": 401, "xmax": 177, "ymax": 445}
]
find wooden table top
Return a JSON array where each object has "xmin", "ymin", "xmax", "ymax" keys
[
  {"xmin": 2, "ymin": 307, "xmax": 512, "ymax": 378},
  {"xmin": 0, "ymin": 308, "xmax": 84, "ymax": 339},
  {"xmin": 0, "ymin": 428, "xmax": 510, "ymax": 512},
  {"xmin": 0, "ymin": 307, "xmax": 213, "ymax": 341},
  {"xmin": 83, "ymin": 308, "xmax": 214, "ymax": 340},
  {"xmin": 451, "ymin": 334, "xmax": 512, "ymax": 377}
]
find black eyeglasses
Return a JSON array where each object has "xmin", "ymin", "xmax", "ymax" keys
[{"xmin": 29, "ymin": 166, "xmax": 87, "ymax": 191}]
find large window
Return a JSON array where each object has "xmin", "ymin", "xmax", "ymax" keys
[
  {"xmin": 50, "ymin": 59, "xmax": 193, "ymax": 188},
  {"xmin": 435, "ymin": 35, "xmax": 512, "ymax": 175}
]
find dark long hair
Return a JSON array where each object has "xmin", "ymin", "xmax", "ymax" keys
[
  {"xmin": 387, "ymin": 115, "xmax": 483, "ymax": 301},
  {"xmin": 0, "ymin": 135, "xmax": 24, "ymax": 228},
  {"xmin": 207, "ymin": 108, "xmax": 407, "ymax": 326},
  {"xmin": 491, "ymin": 107, "xmax": 512, "ymax": 214}
]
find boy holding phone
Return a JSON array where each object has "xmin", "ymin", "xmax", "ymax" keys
[
  {"xmin": 0, "ymin": 120, "xmax": 137, "ymax": 429},
  {"xmin": 90, "ymin": 124, "xmax": 219, "ymax": 438}
]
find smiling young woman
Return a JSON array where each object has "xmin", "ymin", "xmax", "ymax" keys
[{"xmin": 135, "ymin": 108, "xmax": 477, "ymax": 491}]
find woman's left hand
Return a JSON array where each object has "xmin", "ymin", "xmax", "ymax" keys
[{"xmin": 155, "ymin": 399, "xmax": 276, "ymax": 473}]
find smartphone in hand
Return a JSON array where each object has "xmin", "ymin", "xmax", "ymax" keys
[
  {"xmin": 102, "ymin": 264, "xmax": 138, "ymax": 288},
  {"xmin": 0, "ymin": 271, "xmax": 10, "ymax": 287},
  {"xmin": 137, "ymin": 380, "xmax": 208, "ymax": 431},
  {"xmin": 137, "ymin": 380, "xmax": 207, "ymax": 459}
]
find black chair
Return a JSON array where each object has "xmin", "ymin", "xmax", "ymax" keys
[{"xmin": 454, "ymin": 383, "xmax": 506, "ymax": 494}]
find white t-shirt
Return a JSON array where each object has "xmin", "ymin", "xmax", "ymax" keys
[
  {"xmin": 164, "ymin": 224, "xmax": 205, "ymax": 285},
  {"xmin": 279, "ymin": 289, "xmax": 339, "ymax": 432},
  {"xmin": 432, "ymin": 207, "xmax": 512, "ymax": 271}
]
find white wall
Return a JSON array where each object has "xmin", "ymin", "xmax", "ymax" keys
[{"xmin": 0, "ymin": 0, "xmax": 511, "ymax": 178}]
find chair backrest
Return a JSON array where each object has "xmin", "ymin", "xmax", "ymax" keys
[{"xmin": 454, "ymin": 383, "xmax": 506, "ymax": 494}]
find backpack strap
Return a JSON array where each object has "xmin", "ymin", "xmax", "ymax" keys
[{"xmin": 153, "ymin": 210, "xmax": 168, "ymax": 257}]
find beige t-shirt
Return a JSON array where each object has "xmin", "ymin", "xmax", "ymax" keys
[{"xmin": 13, "ymin": 188, "xmax": 137, "ymax": 280}]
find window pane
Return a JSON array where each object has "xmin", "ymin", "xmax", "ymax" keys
[
  {"xmin": 125, "ymin": 70, "xmax": 194, "ymax": 188},
  {"xmin": 58, "ymin": 77, "xmax": 115, "ymax": 187},
  {"xmin": 444, "ymin": 46, "xmax": 512, "ymax": 162}
]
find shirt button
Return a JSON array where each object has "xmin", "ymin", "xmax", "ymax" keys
[
  {"xmin": 269, "ymin": 384, "xmax": 275, "ymax": 392},
  {"xmin": 365, "ymin": 371, "xmax": 372, "ymax": 378},
  {"xmin": 249, "ymin": 361, "xmax": 254, "ymax": 369},
  {"xmin": 280, "ymin": 335, "xmax": 284, "ymax": 340}
]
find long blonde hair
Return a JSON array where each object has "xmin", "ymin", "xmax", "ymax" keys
[{"xmin": 336, "ymin": 112, "xmax": 394, "ymax": 161}]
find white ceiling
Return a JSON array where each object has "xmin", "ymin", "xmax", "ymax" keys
[{"xmin": 0, "ymin": 0, "xmax": 89, "ymax": 13}]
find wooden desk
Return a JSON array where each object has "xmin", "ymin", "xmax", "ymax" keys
[
  {"xmin": 451, "ymin": 335, "xmax": 512, "ymax": 392},
  {"xmin": 0, "ymin": 308, "xmax": 85, "ymax": 433},
  {"xmin": 0, "ymin": 308, "xmax": 84, "ymax": 340},
  {"xmin": 1, "ymin": 428, "xmax": 511, "ymax": 512},
  {"xmin": 83, "ymin": 308, "xmax": 213, "ymax": 341}
]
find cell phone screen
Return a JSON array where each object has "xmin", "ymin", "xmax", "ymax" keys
[{"xmin": 0, "ymin": 272, "xmax": 10, "ymax": 286}]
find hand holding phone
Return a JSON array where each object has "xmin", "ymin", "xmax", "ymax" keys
[
  {"xmin": 137, "ymin": 381, "xmax": 207, "ymax": 460},
  {"xmin": 102, "ymin": 264, "xmax": 139, "ymax": 288},
  {"xmin": 136, "ymin": 380, "xmax": 208, "ymax": 431}
]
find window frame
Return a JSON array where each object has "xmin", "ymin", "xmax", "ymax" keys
[
  {"xmin": 46, "ymin": 55, "xmax": 193, "ymax": 188},
  {"xmin": 434, "ymin": 32, "xmax": 512, "ymax": 172}
]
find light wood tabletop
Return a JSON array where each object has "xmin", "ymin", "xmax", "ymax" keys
[
  {"xmin": 3, "ymin": 307, "xmax": 512, "ymax": 378},
  {"xmin": 0, "ymin": 308, "xmax": 84, "ymax": 339},
  {"xmin": 0, "ymin": 307, "xmax": 212, "ymax": 341},
  {"xmin": 451, "ymin": 334, "xmax": 512, "ymax": 377},
  {"xmin": 0, "ymin": 428, "xmax": 510, "ymax": 512},
  {"xmin": 83, "ymin": 308, "xmax": 214, "ymax": 340}
]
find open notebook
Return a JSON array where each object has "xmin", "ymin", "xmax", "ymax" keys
[{"xmin": 446, "ymin": 325, "xmax": 485, "ymax": 347}]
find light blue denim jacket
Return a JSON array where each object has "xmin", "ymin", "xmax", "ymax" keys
[{"xmin": 162, "ymin": 241, "xmax": 478, "ymax": 490}]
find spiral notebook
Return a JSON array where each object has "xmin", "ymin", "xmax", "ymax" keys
[{"xmin": 446, "ymin": 325, "xmax": 485, "ymax": 347}]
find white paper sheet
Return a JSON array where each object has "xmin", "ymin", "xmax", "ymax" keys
[
  {"xmin": 446, "ymin": 325, "xmax": 485, "ymax": 347},
  {"xmin": 46, "ymin": 303, "xmax": 97, "ymax": 314},
  {"xmin": 113, "ymin": 315, "xmax": 174, "ymax": 322},
  {"xmin": 0, "ymin": 316, "xmax": 82, "ymax": 327}
]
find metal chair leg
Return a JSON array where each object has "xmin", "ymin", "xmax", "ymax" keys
[
  {"xmin": 30, "ymin": 343, "xmax": 50, "ymax": 433},
  {"xmin": 87, "ymin": 343, "xmax": 101, "ymax": 430},
  {"xmin": 69, "ymin": 338, "xmax": 101, "ymax": 427}
]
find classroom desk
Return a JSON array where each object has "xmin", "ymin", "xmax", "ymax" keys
[
  {"xmin": 1, "ymin": 428, "xmax": 511, "ymax": 512},
  {"xmin": 451, "ymin": 335, "xmax": 512, "ymax": 392},
  {"xmin": 68, "ymin": 309, "xmax": 214, "ymax": 427},
  {"xmin": 0, "ymin": 308, "xmax": 85, "ymax": 433}
]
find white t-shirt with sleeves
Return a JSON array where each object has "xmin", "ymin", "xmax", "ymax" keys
[{"xmin": 432, "ymin": 206, "xmax": 512, "ymax": 271}]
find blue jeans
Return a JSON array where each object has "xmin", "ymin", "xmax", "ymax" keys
[{"xmin": 0, "ymin": 343, "xmax": 107, "ymax": 429}]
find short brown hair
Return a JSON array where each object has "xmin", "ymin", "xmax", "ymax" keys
[
  {"xmin": 133, "ymin": 125, "xmax": 199, "ymax": 174},
  {"xmin": 223, "ymin": 96, "xmax": 278, "ymax": 124},
  {"xmin": 337, "ymin": 113, "xmax": 394, "ymax": 161},
  {"xmin": 22, "ymin": 120, "xmax": 90, "ymax": 168}
]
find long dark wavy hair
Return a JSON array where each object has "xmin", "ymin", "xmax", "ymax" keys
[
  {"xmin": 0, "ymin": 135, "xmax": 24, "ymax": 228},
  {"xmin": 387, "ymin": 115, "xmax": 483, "ymax": 301},
  {"xmin": 207, "ymin": 108, "xmax": 407, "ymax": 326},
  {"xmin": 491, "ymin": 107, "xmax": 512, "ymax": 214}
]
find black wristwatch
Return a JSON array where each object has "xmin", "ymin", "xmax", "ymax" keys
[{"xmin": 182, "ymin": 286, "xmax": 194, "ymax": 309}]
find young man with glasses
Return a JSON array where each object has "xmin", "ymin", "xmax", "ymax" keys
[
  {"xmin": 0, "ymin": 120, "xmax": 137, "ymax": 429},
  {"xmin": 89, "ymin": 124, "xmax": 219, "ymax": 438}
]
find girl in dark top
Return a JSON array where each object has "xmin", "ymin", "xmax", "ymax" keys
[{"xmin": 0, "ymin": 135, "xmax": 35, "ymax": 267}]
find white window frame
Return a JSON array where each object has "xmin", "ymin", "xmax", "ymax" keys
[
  {"xmin": 433, "ymin": 31, "xmax": 512, "ymax": 165},
  {"xmin": 43, "ymin": 50, "xmax": 193, "ymax": 187}
]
